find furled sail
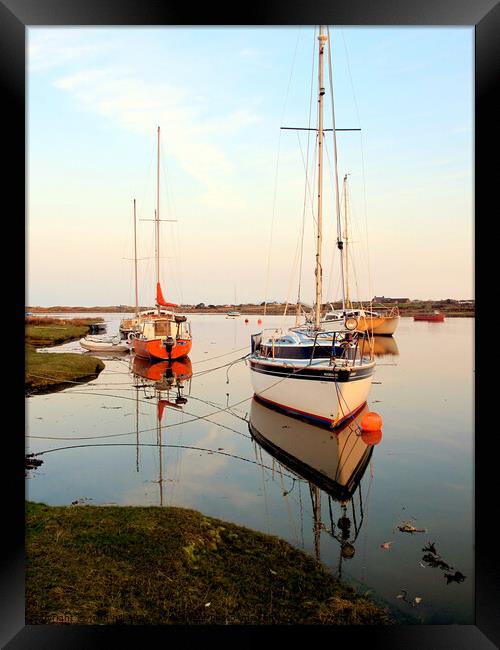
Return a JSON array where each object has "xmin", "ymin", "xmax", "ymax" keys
[{"xmin": 156, "ymin": 282, "xmax": 178, "ymax": 308}]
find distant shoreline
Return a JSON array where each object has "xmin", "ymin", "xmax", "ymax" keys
[{"xmin": 26, "ymin": 302, "xmax": 475, "ymax": 317}]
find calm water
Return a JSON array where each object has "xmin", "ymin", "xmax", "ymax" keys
[{"xmin": 26, "ymin": 314, "xmax": 474, "ymax": 624}]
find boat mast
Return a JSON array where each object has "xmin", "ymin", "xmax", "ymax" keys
[
  {"xmin": 327, "ymin": 28, "xmax": 346, "ymax": 312},
  {"xmin": 343, "ymin": 174, "xmax": 350, "ymax": 308},
  {"xmin": 156, "ymin": 126, "xmax": 161, "ymax": 315},
  {"xmin": 315, "ymin": 26, "xmax": 328, "ymax": 331},
  {"xmin": 133, "ymin": 198, "xmax": 139, "ymax": 316}
]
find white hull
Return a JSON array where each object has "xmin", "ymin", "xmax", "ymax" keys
[
  {"xmin": 249, "ymin": 361, "xmax": 374, "ymax": 427},
  {"xmin": 79, "ymin": 338, "xmax": 130, "ymax": 353}
]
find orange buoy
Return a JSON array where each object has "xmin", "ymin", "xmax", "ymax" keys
[
  {"xmin": 360, "ymin": 411, "xmax": 382, "ymax": 432},
  {"xmin": 360, "ymin": 429, "xmax": 382, "ymax": 445}
]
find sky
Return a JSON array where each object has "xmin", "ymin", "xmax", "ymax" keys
[{"xmin": 27, "ymin": 26, "xmax": 474, "ymax": 307}]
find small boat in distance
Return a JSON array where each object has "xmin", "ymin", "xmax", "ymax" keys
[
  {"xmin": 226, "ymin": 286, "xmax": 241, "ymax": 318},
  {"xmin": 414, "ymin": 311, "xmax": 445, "ymax": 322}
]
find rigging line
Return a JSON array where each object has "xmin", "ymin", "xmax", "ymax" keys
[
  {"xmin": 60, "ymin": 383, "xmax": 251, "ymax": 428},
  {"xmin": 135, "ymin": 144, "xmax": 157, "ymax": 307},
  {"xmin": 278, "ymin": 464, "xmax": 299, "ymax": 545},
  {"xmin": 263, "ymin": 27, "xmax": 302, "ymax": 316},
  {"xmin": 37, "ymin": 385, "xmax": 258, "ymax": 432},
  {"xmin": 326, "ymin": 26, "xmax": 346, "ymax": 310},
  {"xmin": 360, "ymin": 460, "xmax": 375, "ymax": 584},
  {"xmin": 334, "ymin": 429, "xmax": 364, "ymax": 482},
  {"xmin": 294, "ymin": 131, "xmax": 318, "ymax": 318},
  {"xmin": 26, "ymin": 372, "xmax": 102, "ymax": 384},
  {"xmin": 340, "ymin": 29, "xmax": 373, "ymax": 306},
  {"xmin": 122, "ymin": 140, "xmax": 155, "ymax": 306},
  {"xmin": 30, "ymin": 441, "xmax": 299, "ymax": 479},
  {"xmin": 279, "ymin": 191, "xmax": 305, "ymax": 328},
  {"xmin": 191, "ymin": 345, "xmax": 250, "ymax": 365},
  {"xmin": 332, "ymin": 376, "xmax": 355, "ymax": 422},
  {"xmin": 323, "ymin": 139, "xmax": 342, "ymax": 302},
  {"xmin": 296, "ymin": 27, "xmax": 317, "ymax": 316},
  {"xmin": 256, "ymin": 444, "xmax": 271, "ymax": 534},
  {"xmin": 28, "ymin": 405, "xmax": 251, "ymax": 441},
  {"xmin": 158, "ymin": 142, "xmax": 184, "ymax": 306},
  {"xmin": 192, "ymin": 355, "xmax": 248, "ymax": 378},
  {"xmin": 298, "ymin": 479, "xmax": 305, "ymax": 549}
]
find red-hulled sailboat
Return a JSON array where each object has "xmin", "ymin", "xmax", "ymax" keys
[{"xmin": 132, "ymin": 127, "xmax": 192, "ymax": 361}]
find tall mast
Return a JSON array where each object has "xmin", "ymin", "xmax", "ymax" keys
[
  {"xmin": 315, "ymin": 26, "xmax": 328, "ymax": 331},
  {"xmin": 133, "ymin": 198, "xmax": 139, "ymax": 316},
  {"xmin": 156, "ymin": 126, "xmax": 161, "ymax": 314},
  {"xmin": 344, "ymin": 174, "xmax": 350, "ymax": 308},
  {"xmin": 327, "ymin": 27, "xmax": 346, "ymax": 312}
]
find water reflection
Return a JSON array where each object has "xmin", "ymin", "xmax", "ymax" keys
[
  {"xmin": 131, "ymin": 356, "xmax": 193, "ymax": 505},
  {"xmin": 249, "ymin": 398, "xmax": 379, "ymax": 576},
  {"xmin": 371, "ymin": 335, "xmax": 399, "ymax": 357}
]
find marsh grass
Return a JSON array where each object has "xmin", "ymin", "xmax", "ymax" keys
[
  {"xmin": 25, "ymin": 320, "xmax": 105, "ymax": 393},
  {"xmin": 26, "ymin": 316, "xmax": 105, "ymax": 327},
  {"xmin": 26, "ymin": 502, "xmax": 393, "ymax": 625},
  {"xmin": 25, "ymin": 345, "xmax": 104, "ymax": 394}
]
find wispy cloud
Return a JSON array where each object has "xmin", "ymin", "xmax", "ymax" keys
[
  {"xmin": 28, "ymin": 29, "xmax": 114, "ymax": 71},
  {"xmin": 52, "ymin": 66, "xmax": 261, "ymax": 194}
]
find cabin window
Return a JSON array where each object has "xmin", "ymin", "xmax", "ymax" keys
[{"xmin": 154, "ymin": 321, "xmax": 171, "ymax": 337}]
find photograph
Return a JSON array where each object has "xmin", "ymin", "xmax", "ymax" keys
[
  {"xmin": 0, "ymin": 0, "xmax": 492, "ymax": 642},
  {"xmin": 22, "ymin": 23, "xmax": 477, "ymax": 630}
]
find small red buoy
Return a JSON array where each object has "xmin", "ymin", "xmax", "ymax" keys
[
  {"xmin": 258, "ymin": 319, "xmax": 262, "ymax": 324},
  {"xmin": 361, "ymin": 429, "xmax": 382, "ymax": 445},
  {"xmin": 360, "ymin": 411, "xmax": 382, "ymax": 432},
  {"xmin": 245, "ymin": 318, "xmax": 249, "ymax": 324}
]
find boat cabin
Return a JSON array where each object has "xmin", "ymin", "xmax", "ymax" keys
[{"xmin": 140, "ymin": 317, "xmax": 191, "ymax": 341}]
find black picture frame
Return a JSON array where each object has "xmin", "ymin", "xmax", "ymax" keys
[{"xmin": 5, "ymin": 0, "xmax": 498, "ymax": 647}]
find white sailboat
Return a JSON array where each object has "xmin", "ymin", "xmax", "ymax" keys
[
  {"xmin": 226, "ymin": 286, "xmax": 241, "ymax": 318},
  {"xmin": 248, "ymin": 26, "xmax": 375, "ymax": 428},
  {"xmin": 322, "ymin": 174, "xmax": 400, "ymax": 336}
]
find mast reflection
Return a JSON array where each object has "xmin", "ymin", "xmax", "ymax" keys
[
  {"xmin": 131, "ymin": 356, "xmax": 193, "ymax": 505},
  {"xmin": 249, "ymin": 397, "xmax": 381, "ymax": 576}
]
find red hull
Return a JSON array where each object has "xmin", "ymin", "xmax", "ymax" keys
[
  {"xmin": 132, "ymin": 356, "xmax": 193, "ymax": 381},
  {"xmin": 413, "ymin": 314, "xmax": 444, "ymax": 322},
  {"xmin": 132, "ymin": 337, "xmax": 192, "ymax": 360}
]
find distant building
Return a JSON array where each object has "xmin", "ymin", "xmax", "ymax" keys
[{"xmin": 372, "ymin": 296, "xmax": 410, "ymax": 304}]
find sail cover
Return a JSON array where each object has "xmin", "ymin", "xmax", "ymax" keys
[{"xmin": 156, "ymin": 282, "xmax": 178, "ymax": 308}]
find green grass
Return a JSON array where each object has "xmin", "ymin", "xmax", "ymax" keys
[
  {"xmin": 26, "ymin": 502, "xmax": 394, "ymax": 625},
  {"xmin": 25, "ymin": 320, "xmax": 106, "ymax": 394},
  {"xmin": 25, "ymin": 345, "xmax": 105, "ymax": 394},
  {"xmin": 26, "ymin": 324, "xmax": 91, "ymax": 347}
]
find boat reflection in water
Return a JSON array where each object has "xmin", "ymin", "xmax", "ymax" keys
[
  {"xmin": 370, "ymin": 335, "xmax": 399, "ymax": 358},
  {"xmin": 132, "ymin": 355, "xmax": 192, "ymax": 398},
  {"xmin": 130, "ymin": 355, "xmax": 193, "ymax": 505},
  {"xmin": 249, "ymin": 397, "xmax": 381, "ymax": 576}
]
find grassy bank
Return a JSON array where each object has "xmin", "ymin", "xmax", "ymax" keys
[
  {"xmin": 25, "ymin": 346, "xmax": 104, "ymax": 395},
  {"xmin": 25, "ymin": 318, "xmax": 105, "ymax": 394},
  {"xmin": 26, "ymin": 502, "xmax": 393, "ymax": 625},
  {"xmin": 26, "ymin": 316, "xmax": 104, "ymax": 347}
]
